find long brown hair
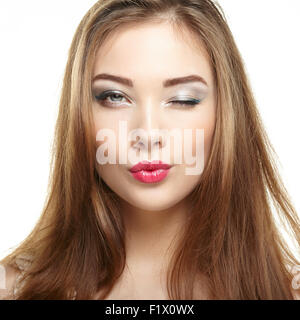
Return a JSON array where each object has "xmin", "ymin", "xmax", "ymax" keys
[{"xmin": 1, "ymin": 0, "xmax": 299, "ymax": 299}]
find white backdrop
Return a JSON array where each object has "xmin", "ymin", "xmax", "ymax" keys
[{"xmin": 0, "ymin": 0, "xmax": 299, "ymax": 260}]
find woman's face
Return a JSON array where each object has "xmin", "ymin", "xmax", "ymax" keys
[{"xmin": 92, "ymin": 22, "xmax": 216, "ymax": 211}]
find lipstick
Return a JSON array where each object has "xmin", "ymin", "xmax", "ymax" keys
[{"xmin": 129, "ymin": 160, "xmax": 171, "ymax": 183}]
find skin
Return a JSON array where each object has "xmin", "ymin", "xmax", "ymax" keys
[
  {"xmin": 91, "ymin": 21, "xmax": 217, "ymax": 299},
  {"xmin": 0, "ymin": 21, "xmax": 299, "ymax": 301}
]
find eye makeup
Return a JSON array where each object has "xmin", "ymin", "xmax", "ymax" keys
[
  {"xmin": 168, "ymin": 97, "xmax": 202, "ymax": 107},
  {"xmin": 94, "ymin": 90, "xmax": 130, "ymax": 107},
  {"xmin": 92, "ymin": 84, "xmax": 206, "ymax": 109}
]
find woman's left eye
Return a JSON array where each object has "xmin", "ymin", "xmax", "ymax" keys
[{"xmin": 171, "ymin": 99, "xmax": 201, "ymax": 107}]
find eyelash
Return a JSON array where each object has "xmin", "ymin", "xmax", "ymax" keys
[{"xmin": 94, "ymin": 91, "xmax": 201, "ymax": 108}]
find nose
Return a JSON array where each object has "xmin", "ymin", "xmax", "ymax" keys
[{"xmin": 130, "ymin": 100, "xmax": 166, "ymax": 153}]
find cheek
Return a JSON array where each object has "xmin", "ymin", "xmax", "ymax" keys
[
  {"xmin": 198, "ymin": 117, "xmax": 216, "ymax": 164},
  {"xmin": 182, "ymin": 106, "xmax": 216, "ymax": 166},
  {"xmin": 93, "ymin": 106, "xmax": 133, "ymax": 160},
  {"xmin": 93, "ymin": 121, "xmax": 116, "ymax": 180},
  {"xmin": 93, "ymin": 110, "xmax": 122, "ymax": 163}
]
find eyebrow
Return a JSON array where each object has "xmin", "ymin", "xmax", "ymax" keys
[{"xmin": 92, "ymin": 73, "xmax": 208, "ymax": 87}]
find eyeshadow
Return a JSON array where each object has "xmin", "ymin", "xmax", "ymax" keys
[{"xmin": 92, "ymin": 82, "xmax": 208, "ymax": 101}]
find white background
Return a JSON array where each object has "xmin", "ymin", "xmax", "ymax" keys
[{"xmin": 0, "ymin": 0, "xmax": 299, "ymax": 260}]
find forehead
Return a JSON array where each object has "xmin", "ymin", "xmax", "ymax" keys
[{"xmin": 93, "ymin": 21, "xmax": 213, "ymax": 88}]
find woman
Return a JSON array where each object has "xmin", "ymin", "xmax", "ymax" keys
[{"xmin": 0, "ymin": 0, "xmax": 299, "ymax": 300}]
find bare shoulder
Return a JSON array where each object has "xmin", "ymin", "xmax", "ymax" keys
[
  {"xmin": 290, "ymin": 264, "xmax": 300, "ymax": 300},
  {"xmin": 291, "ymin": 285, "xmax": 300, "ymax": 300},
  {"xmin": 292, "ymin": 289, "xmax": 300, "ymax": 300},
  {"xmin": 0, "ymin": 264, "xmax": 21, "ymax": 300}
]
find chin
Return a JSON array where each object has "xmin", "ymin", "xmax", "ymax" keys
[{"xmin": 124, "ymin": 193, "xmax": 180, "ymax": 212}]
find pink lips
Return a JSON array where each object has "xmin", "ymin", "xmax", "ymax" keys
[{"xmin": 129, "ymin": 160, "xmax": 171, "ymax": 183}]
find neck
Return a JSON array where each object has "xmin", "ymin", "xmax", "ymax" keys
[{"xmin": 120, "ymin": 198, "xmax": 190, "ymax": 275}]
